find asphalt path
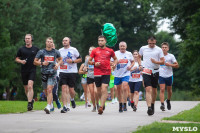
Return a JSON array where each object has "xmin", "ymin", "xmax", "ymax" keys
[{"xmin": 0, "ymin": 101, "xmax": 199, "ymax": 133}]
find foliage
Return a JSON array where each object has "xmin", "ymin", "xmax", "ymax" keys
[{"xmin": 163, "ymin": 104, "xmax": 200, "ymax": 122}]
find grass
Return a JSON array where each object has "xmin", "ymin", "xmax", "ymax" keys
[
  {"xmin": 0, "ymin": 100, "xmax": 85, "ymax": 114},
  {"xmin": 163, "ymin": 103, "xmax": 200, "ymax": 122},
  {"xmin": 133, "ymin": 122, "xmax": 200, "ymax": 133},
  {"xmin": 133, "ymin": 104, "xmax": 200, "ymax": 133}
]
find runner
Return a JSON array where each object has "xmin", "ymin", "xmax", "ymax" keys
[
  {"xmin": 159, "ymin": 42, "xmax": 179, "ymax": 111},
  {"xmin": 15, "ymin": 34, "xmax": 39, "ymax": 111},
  {"xmin": 85, "ymin": 47, "xmax": 99, "ymax": 112},
  {"xmin": 34, "ymin": 37, "xmax": 62, "ymax": 114},
  {"xmin": 51, "ymin": 43, "xmax": 61, "ymax": 110},
  {"xmin": 59, "ymin": 37, "xmax": 82, "ymax": 113},
  {"xmin": 79, "ymin": 60, "xmax": 91, "ymax": 108},
  {"xmin": 129, "ymin": 50, "xmax": 143, "ymax": 112},
  {"xmin": 114, "ymin": 41, "xmax": 134, "ymax": 113},
  {"xmin": 110, "ymin": 68, "xmax": 118, "ymax": 104},
  {"xmin": 88, "ymin": 35, "xmax": 117, "ymax": 115},
  {"xmin": 138, "ymin": 36, "xmax": 164, "ymax": 116}
]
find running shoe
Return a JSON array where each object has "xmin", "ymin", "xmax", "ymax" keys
[
  {"xmin": 128, "ymin": 100, "xmax": 131, "ymax": 106},
  {"xmin": 92, "ymin": 106, "xmax": 96, "ymax": 112},
  {"xmin": 44, "ymin": 106, "xmax": 50, "ymax": 114},
  {"xmin": 27, "ymin": 103, "xmax": 33, "ymax": 111},
  {"xmin": 88, "ymin": 102, "xmax": 91, "ymax": 107},
  {"xmin": 50, "ymin": 106, "xmax": 54, "ymax": 112},
  {"xmin": 61, "ymin": 106, "xmax": 68, "ymax": 113},
  {"xmin": 151, "ymin": 103, "xmax": 155, "ymax": 115},
  {"xmin": 166, "ymin": 99, "xmax": 171, "ymax": 110},
  {"xmin": 31, "ymin": 99, "xmax": 35, "ymax": 109},
  {"xmin": 114, "ymin": 98, "xmax": 118, "ymax": 103},
  {"xmin": 123, "ymin": 103, "xmax": 127, "ymax": 111},
  {"xmin": 71, "ymin": 100, "xmax": 76, "ymax": 108},
  {"xmin": 147, "ymin": 107, "xmax": 153, "ymax": 116},
  {"xmin": 98, "ymin": 107, "xmax": 103, "ymax": 115},
  {"xmin": 56, "ymin": 100, "xmax": 62, "ymax": 109},
  {"xmin": 133, "ymin": 106, "xmax": 137, "ymax": 112},
  {"xmin": 112, "ymin": 99, "xmax": 115, "ymax": 104},
  {"xmin": 160, "ymin": 104, "xmax": 165, "ymax": 111},
  {"xmin": 131, "ymin": 102, "xmax": 134, "ymax": 108}
]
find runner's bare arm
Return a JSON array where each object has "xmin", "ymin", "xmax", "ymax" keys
[
  {"xmin": 127, "ymin": 60, "xmax": 135, "ymax": 70},
  {"xmin": 88, "ymin": 57, "xmax": 94, "ymax": 65},
  {"xmin": 33, "ymin": 58, "xmax": 49, "ymax": 66},
  {"xmin": 15, "ymin": 57, "xmax": 26, "ymax": 64},
  {"xmin": 165, "ymin": 62, "xmax": 179, "ymax": 68},
  {"xmin": 54, "ymin": 57, "xmax": 63, "ymax": 70},
  {"xmin": 112, "ymin": 55, "xmax": 118, "ymax": 69},
  {"xmin": 78, "ymin": 64, "xmax": 87, "ymax": 74},
  {"xmin": 151, "ymin": 57, "xmax": 164, "ymax": 65}
]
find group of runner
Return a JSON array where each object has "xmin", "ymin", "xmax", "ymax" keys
[{"xmin": 16, "ymin": 34, "xmax": 178, "ymax": 115}]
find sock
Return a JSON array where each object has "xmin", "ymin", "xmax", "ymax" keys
[
  {"xmin": 119, "ymin": 103, "xmax": 122, "ymax": 108},
  {"xmin": 67, "ymin": 104, "xmax": 70, "ymax": 108},
  {"xmin": 71, "ymin": 98, "xmax": 74, "ymax": 101},
  {"xmin": 28, "ymin": 102, "xmax": 32, "ymax": 105},
  {"xmin": 64, "ymin": 105, "xmax": 67, "ymax": 108},
  {"xmin": 161, "ymin": 103, "xmax": 164, "ymax": 106},
  {"xmin": 167, "ymin": 99, "xmax": 170, "ymax": 102},
  {"xmin": 124, "ymin": 103, "xmax": 127, "ymax": 108}
]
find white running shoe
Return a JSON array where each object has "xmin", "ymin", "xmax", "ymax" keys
[{"xmin": 112, "ymin": 99, "xmax": 115, "ymax": 104}]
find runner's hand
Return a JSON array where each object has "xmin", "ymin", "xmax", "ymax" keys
[
  {"xmin": 66, "ymin": 59, "xmax": 73, "ymax": 63},
  {"xmin": 131, "ymin": 66, "xmax": 137, "ymax": 71},
  {"xmin": 127, "ymin": 66, "xmax": 132, "ymax": 70},
  {"xmin": 165, "ymin": 62, "xmax": 171, "ymax": 66},
  {"xmin": 43, "ymin": 61, "xmax": 49, "ymax": 66},
  {"xmin": 151, "ymin": 58, "xmax": 157, "ymax": 64},
  {"xmin": 21, "ymin": 60, "xmax": 26, "ymax": 64},
  {"xmin": 54, "ymin": 64, "xmax": 59, "ymax": 70},
  {"xmin": 95, "ymin": 62, "xmax": 101, "ymax": 67}
]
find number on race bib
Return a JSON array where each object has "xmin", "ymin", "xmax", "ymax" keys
[
  {"xmin": 142, "ymin": 68, "xmax": 152, "ymax": 75},
  {"xmin": 60, "ymin": 65, "xmax": 67, "ymax": 69},
  {"xmin": 132, "ymin": 73, "xmax": 140, "ymax": 78}
]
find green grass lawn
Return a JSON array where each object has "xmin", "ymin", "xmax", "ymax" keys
[
  {"xmin": 133, "ymin": 122, "xmax": 200, "ymax": 133},
  {"xmin": 0, "ymin": 100, "xmax": 85, "ymax": 114},
  {"xmin": 163, "ymin": 103, "xmax": 200, "ymax": 122},
  {"xmin": 133, "ymin": 103, "xmax": 200, "ymax": 133}
]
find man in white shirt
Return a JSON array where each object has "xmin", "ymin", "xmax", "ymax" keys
[
  {"xmin": 114, "ymin": 41, "xmax": 134, "ymax": 113},
  {"xmin": 159, "ymin": 42, "xmax": 179, "ymax": 111},
  {"xmin": 59, "ymin": 37, "xmax": 82, "ymax": 113},
  {"xmin": 139, "ymin": 36, "xmax": 164, "ymax": 116}
]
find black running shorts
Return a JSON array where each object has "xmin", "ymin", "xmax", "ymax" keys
[
  {"xmin": 87, "ymin": 77, "xmax": 95, "ymax": 84},
  {"xmin": 59, "ymin": 72, "xmax": 77, "ymax": 88},
  {"xmin": 94, "ymin": 75, "xmax": 110, "ymax": 87},
  {"xmin": 143, "ymin": 72, "xmax": 159, "ymax": 88},
  {"xmin": 21, "ymin": 71, "xmax": 36, "ymax": 85}
]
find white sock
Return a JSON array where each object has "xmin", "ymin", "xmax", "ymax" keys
[
  {"xmin": 64, "ymin": 105, "xmax": 67, "ymax": 108},
  {"xmin": 71, "ymin": 98, "xmax": 74, "ymax": 101},
  {"xmin": 67, "ymin": 104, "xmax": 70, "ymax": 108}
]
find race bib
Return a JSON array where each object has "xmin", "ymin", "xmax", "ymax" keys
[
  {"xmin": 60, "ymin": 65, "xmax": 67, "ymax": 69},
  {"xmin": 132, "ymin": 73, "xmax": 140, "ymax": 78},
  {"xmin": 142, "ymin": 68, "xmax": 152, "ymax": 75},
  {"xmin": 44, "ymin": 56, "xmax": 54, "ymax": 62}
]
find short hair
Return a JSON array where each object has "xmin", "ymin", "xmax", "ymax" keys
[
  {"xmin": 133, "ymin": 50, "xmax": 138, "ymax": 53},
  {"xmin": 46, "ymin": 37, "xmax": 54, "ymax": 42},
  {"xmin": 89, "ymin": 46, "xmax": 95, "ymax": 49},
  {"xmin": 25, "ymin": 34, "xmax": 33, "ymax": 41},
  {"xmin": 119, "ymin": 41, "xmax": 127, "ymax": 47},
  {"xmin": 98, "ymin": 35, "xmax": 107, "ymax": 41},
  {"xmin": 161, "ymin": 42, "xmax": 169, "ymax": 47},
  {"xmin": 148, "ymin": 36, "xmax": 156, "ymax": 40}
]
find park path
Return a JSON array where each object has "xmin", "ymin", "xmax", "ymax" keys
[{"xmin": 0, "ymin": 101, "xmax": 199, "ymax": 133}]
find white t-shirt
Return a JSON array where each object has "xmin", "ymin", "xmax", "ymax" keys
[
  {"xmin": 59, "ymin": 46, "xmax": 80, "ymax": 73},
  {"xmin": 129, "ymin": 62, "xmax": 143, "ymax": 82},
  {"xmin": 159, "ymin": 53, "xmax": 177, "ymax": 78},
  {"xmin": 114, "ymin": 50, "xmax": 134, "ymax": 77},
  {"xmin": 139, "ymin": 45, "xmax": 164, "ymax": 70}
]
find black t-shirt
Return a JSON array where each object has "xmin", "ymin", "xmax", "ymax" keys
[{"xmin": 16, "ymin": 46, "xmax": 39, "ymax": 73}]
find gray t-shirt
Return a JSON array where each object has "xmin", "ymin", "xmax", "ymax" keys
[
  {"xmin": 85, "ymin": 58, "xmax": 94, "ymax": 78},
  {"xmin": 35, "ymin": 48, "xmax": 61, "ymax": 74}
]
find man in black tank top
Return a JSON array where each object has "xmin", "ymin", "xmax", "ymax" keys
[{"xmin": 15, "ymin": 34, "xmax": 39, "ymax": 111}]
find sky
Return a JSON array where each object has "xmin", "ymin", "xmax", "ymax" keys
[{"xmin": 157, "ymin": 18, "xmax": 181, "ymax": 42}]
